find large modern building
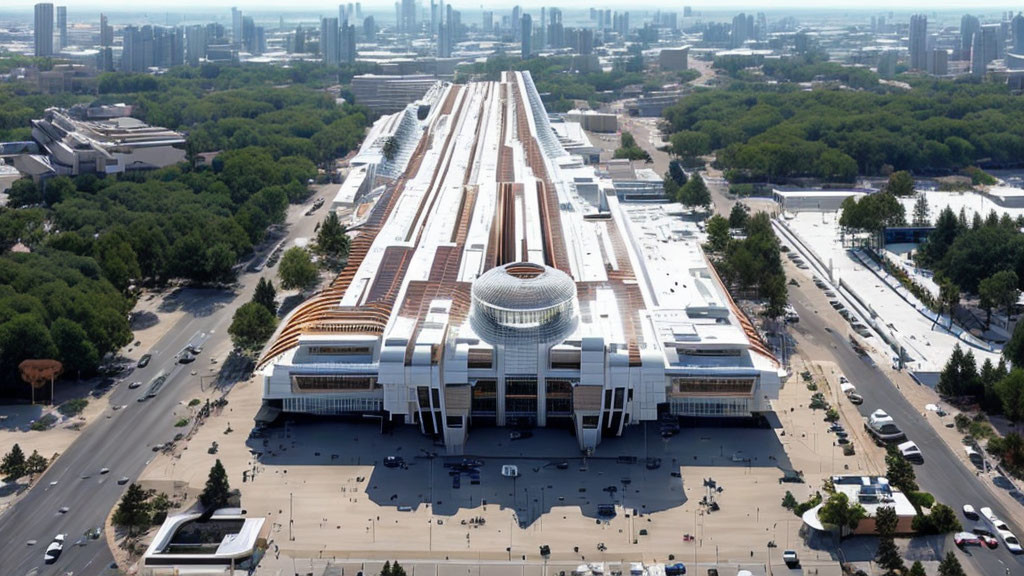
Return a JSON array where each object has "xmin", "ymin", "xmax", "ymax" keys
[{"xmin": 258, "ymin": 72, "xmax": 781, "ymax": 454}]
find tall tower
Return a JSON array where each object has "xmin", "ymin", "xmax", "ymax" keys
[
  {"xmin": 34, "ymin": 3, "xmax": 54, "ymax": 57},
  {"xmin": 960, "ymin": 14, "xmax": 980, "ymax": 60},
  {"xmin": 56, "ymin": 6, "xmax": 66, "ymax": 50},
  {"xmin": 232, "ymin": 7, "xmax": 242, "ymax": 46},
  {"xmin": 909, "ymin": 14, "xmax": 927, "ymax": 70},
  {"xmin": 521, "ymin": 13, "xmax": 532, "ymax": 59},
  {"xmin": 321, "ymin": 17, "xmax": 340, "ymax": 64}
]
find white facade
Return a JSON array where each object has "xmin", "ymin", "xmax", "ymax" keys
[{"xmin": 259, "ymin": 72, "xmax": 781, "ymax": 454}]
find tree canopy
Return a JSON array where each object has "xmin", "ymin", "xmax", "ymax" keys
[
  {"xmin": 278, "ymin": 247, "xmax": 319, "ymax": 291},
  {"xmin": 199, "ymin": 459, "xmax": 231, "ymax": 511}
]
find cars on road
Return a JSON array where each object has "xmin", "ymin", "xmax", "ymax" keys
[
  {"xmin": 128, "ymin": 381, "xmax": 142, "ymax": 389},
  {"xmin": 898, "ymin": 441, "xmax": 923, "ymax": 463},
  {"xmin": 848, "ymin": 393, "xmax": 864, "ymax": 405},
  {"xmin": 782, "ymin": 550, "xmax": 800, "ymax": 568},
  {"xmin": 963, "ymin": 504, "xmax": 979, "ymax": 520},
  {"xmin": 137, "ymin": 354, "xmax": 152, "ymax": 368},
  {"xmin": 383, "ymin": 456, "xmax": 404, "ymax": 468},
  {"xmin": 118, "ymin": 476, "xmax": 130, "ymax": 485},
  {"xmin": 44, "ymin": 534, "xmax": 65, "ymax": 564},
  {"xmin": 954, "ymin": 532, "xmax": 983, "ymax": 548},
  {"xmin": 665, "ymin": 563, "xmax": 687, "ymax": 575},
  {"xmin": 980, "ymin": 506, "xmax": 1023, "ymax": 553}
]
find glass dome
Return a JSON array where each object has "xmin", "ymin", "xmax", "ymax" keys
[{"xmin": 470, "ymin": 262, "xmax": 578, "ymax": 344}]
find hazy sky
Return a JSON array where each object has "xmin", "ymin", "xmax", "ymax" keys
[{"xmin": 4, "ymin": 1, "xmax": 1024, "ymax": 11}]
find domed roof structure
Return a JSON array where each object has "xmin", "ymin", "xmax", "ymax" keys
[{"xmin": 470, "ymin": 262, "xmax": 578, "ymax": 344}]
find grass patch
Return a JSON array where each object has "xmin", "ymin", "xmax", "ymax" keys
[
  {"xmin": 30, "ymin": 413, "xmax": 57, "ymax": 431},
  {"xmin": 188, "ymin": 399, "xmax": 201, "ymax": 407}
]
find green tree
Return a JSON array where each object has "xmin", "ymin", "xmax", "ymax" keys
[
  {"xmin": 278, "ymin": 247, "xmax": 319, "ymax": 291},
  {"xmin": 670, "ymin": 130, "xmax": 711, "ymax": 159},
  {"xmin": 199, "ymin": 459, "xmax": 231, "ymax": 511},
  {"xmin": 668, "ymin": 160, "xmax": 688, "ymax": 186},
  {"xmin": 884, "ymin": 444, "xmax": 918, "ymax": 493},
  {"xmin": 94, "ymin": 229, "xmax": 142, "ymax": 292},
  {"xmin": 912, "ymin": 194, "xmax": 930, "ymax": 226},
  {"xmin": 938, "ymin": 279, "xmax": 960, "ymax": 329},
  {"xmin": 978, "ymin": 270, "xmax": 1019, "ymax": 325},
  {"xmin": 1005, "ymin": 319, "xmax": 1024, "ymax": 368},
  {"xmin": 113, "ymin": 483, "xmax": 151, "ymax": 535},
  {"xmin": 818, "ymin": 491, "xmax": 867, "ymax": 537},
  {"xmin": 679, "ymin": 174, "xmax": 711, "ymax": 210},
  {"xmin": 781, "ymin": 491, "xmax": 798, "ymax": 510},
  {"xmin": 315, "ymin": 211, "xmax": 350, "ymax": 263},
  {"xmin": 996, "ymin": 369, "xmax": 1024, "ymax": 424},
  {"xmin": 728, "ymin": 203, "xmax": 750, "ymax": 229},
  {"xmin": 382, "ymin": 136, "xmax": 398, "ymax": 161},
  {"xmin": 390, "ymin": 561, "xmax": 407, "ymax": 576},
  {"xmin": 7, "ymin": 178, "xmax": 42, "ymax": 207},
  {"xmin": 1, "ymin": 443, "xmax": 27, "ymax": 480},
  {"xmin": 25, "ymin": 449, "xmax": 49, "ymax": 476},
  {"xmin": 937, "ymin": 551, "xmax": 966, "ymax": 576},
  {"xmin": 50, "ymin": 318, "xmax": 99, "ymax": 378},
  {"xmin": 706, "ymin": 215, "xmax": 731, "ymax": 253},
  {"xmin": 228, "ymin": 302, "xmax": 277, "ymax": 353},
  {"xmin": 907, "ymin": 561, "xmax": 926, "ymax": 576},
  {"xmin": 253, "ymin": 277, "xmax": 278, "ymax": 316},
  {"xmin": 381, "ymin": 561, "xmax": 392, "ymax": 576},
  {"xmin": 874, "ymin": 505, "xmax": 904, "ymax": 575},
  {"xmin": 885, "ymin": 170, "xmax": 916, "ymax": 197}
]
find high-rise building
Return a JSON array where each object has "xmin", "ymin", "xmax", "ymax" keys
[
  {"xmin": 400, "ymin": 0, "xmax": 416, "ymax": 34},
  {"xmin": 340, "ymin": 23, "xmax": 356, "ymax": 63},
  {"xmin": 100, "ymin": 13, "xmax": 113, "ymax": 47},
  {"xmin": 960, "ymin": 14, "xmax": 980, "ymax": 60},
  {"xmin": 356, "ymin": 3, "xmax": 362, "ymax": 20},
  {"xmin": 512, "ymin": 6, "xmax": 521, "ymax": 41},
  {"xmin": 547, "ymin": 8, "xmax": 563, "ymax": 49},
  {"xmin": 34, "ymin": 3, "xmax": 54, "ymax": 57},
  {"xmin": 56, "ymin": 6, "xmax": 66, "ymax": 50},
  {"xmin": 926, "ymin": 49, "xmax": 948, "ymax": 76},
  {"xmin": 981, "ymin": 24, "xmax": 999, "ymax": 65},
  {"xmin": 364, "ymin": 16, "xmax": 376, "ymax": 43},
  {"xmin": 908, "ymin": 14, "xmax": 927, "ymax": 70},
  {"xmin": 730, "ymin": 12, "xmax": 749, "ymax": 48},
  {"xmin": 683, "ymin": 6, "xmax": 692, "ymax": 18},
  {"xmin": 971, "ymin": 31, "xmax": 985, "ymax": 76},
  {"xmin": 321, "ymin": 17, "xmax": 339, "ymax": 64},
  {"xmin": 241, "ymin": 16, "xmax": 257, "ymax": 54},
  {"xmin": 483, "ymin": 11, "xmax": 493, "ymax": 35},
  {"xmin": 232, "ymin": 7, "xmax": 242, "ymax": 46},
  {"xmin": 521, "ymin": 13, "xmax": 532, "ymax": 58},
  {"xmin": 186, "ymin": 24, "xmax": 208, "ymax": 65}
]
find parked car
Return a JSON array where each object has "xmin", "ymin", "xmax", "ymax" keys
[
  {"xmin": 501, "ymin": 464, "xmax": 520, "ymax": 478},
  {"xmin": 509, "ymin": 430, "xmax": 533, "ymax": 440},
  {"xmin": 44, "ymin": 534, "xmax": 66, "ymax": 564},
  {"xmin": 383, "ymin": 456, "xmax": 405, "ymax": 468},
  {"xmin": 782, "ymin": 550, "xmax": 800, "ymax": 568},
  {"xmin": 848, "ymin": 393, "xmax": 864, "ymax": 405}
]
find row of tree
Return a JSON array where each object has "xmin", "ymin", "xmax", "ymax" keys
[
  {"xmin": 706, "ymin": 211, "xmax": 788, "ymax": 317},
  {"xmin": 662, "ymin": 78, "xmax": 1024, "ymax": 180},
  {"xmin": 1, "ymin": 443, "xmax": 50, "ymax": 481},
  {"xmin": 114, "ymin": 459, "xmax": 230, "ymax": 536}
]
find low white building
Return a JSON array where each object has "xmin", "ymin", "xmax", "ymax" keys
[{"xmin": 141, "ymin": 509, "xmax": 266, "ymax": 575}]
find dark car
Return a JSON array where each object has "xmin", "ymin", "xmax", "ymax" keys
[
  {"xmin": 137, "ymin": 354, "xmax": 152, "ymax": 368},
  {"xmin": 383, "ymin": 456, "xmax": 404, "ymax": 468},
  {"xmin": 178, "ymin": 353, "xmax": 196, "ymax": 364},
  {"xmin": 509, "ymin": 430, "xmax": 533, "ymax": 440}
]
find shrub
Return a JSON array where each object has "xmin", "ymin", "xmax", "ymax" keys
[
  {"xmin": 912, "ymin": 503, "xmax": 961, "ymax": 534},
  {"xmin": 825, "ymin": 407, "xmax": 840, "ymax": 422},
  {"xmin": 57, "ymin": 398, "xmax": 88, "ymax": 417},
  {"xmin": 30, "ymin": 414, "xmax": 57, "ymax": 431},
  {"xmin": 793, "ymin": 492, "xmax": 822, "ymax": 517},
  {"xmin": 188, "ymin": 398, "xmax": 201, "ymax": 407},
  {"xmin": 907, "ymin": 491, "xmax": 935, "ymax": 510},
  {"xmin": 174, "ymin": 418, "xmax": 189, "ymax": 427},
  {"xmin": 782, "ymin": 491, "xmax": 798, "ymax": 510}
]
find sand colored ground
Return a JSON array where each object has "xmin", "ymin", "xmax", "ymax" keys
[{"xmin": 134, "ymin": 359, "xmax": 869, "ymax": 575}]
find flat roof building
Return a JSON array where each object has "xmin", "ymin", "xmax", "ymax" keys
[
  {"xmin": 258, "ymin": 72, "xmax": 781, "ymax": 454},
  {"xmin": 30, "ymin": 106, "xmax": 186, "ymax": 175},
  {"xmin": 141, "ymin": 509, "xmax": 267, "ymax": 575}
]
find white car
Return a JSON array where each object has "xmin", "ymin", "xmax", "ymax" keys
[
  {"xmin": 962, "ymin": 504, "xmax": 979, "ymax": 520},
  {"xmin": 898, "ymin": 441, "xmax": 923, "ymax": 463},
  {"xmin": 998, "ymin": 529, "xmax": 1023, "ymax": 554},
  {"xmin": 501, "ymin": 464, "xmax": 519, "ymax": 478},
  {"xmin": 44, "ymin": 533, "xmax": 66, "ymax": 564}
]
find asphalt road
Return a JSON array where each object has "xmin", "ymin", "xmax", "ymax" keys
[
  {"xmin": 0, "ymin": 193, "xmax": 331, "ymax": 576},
  {"xmin": 787, "ymin": 279, "xmax": 1024, "ymax": 575},
  {"xmin": 0, "ymin": 290, "xmax": 236, "ymax": 576}
]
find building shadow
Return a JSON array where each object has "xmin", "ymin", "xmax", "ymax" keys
[
  {"xmin": 158, "ymin": 287, "xmax": 236, "ymax": 318},
  {"xmin": 246, "ymin": 418, "xmax": 794, "ymax": 528}
]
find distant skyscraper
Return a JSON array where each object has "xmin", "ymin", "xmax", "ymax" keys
[
  {"xmin": 908, "ymin": 14, "xmax": 927, "ymax": 70},
  {"xmin": 56, "ymin": 6, "xmax": 66, "ymax": 50},
  {"xmin": 400, "ymin": 0, "xmax": 416, "ymax": 34},
  {"xmin": 186, "ymin": 24, "xmax": 208, "ymax": 65},
  {"xmin": 960, "ymin": 14, "xmax": 980, "ymax": 60},
  {"xmin": 34, "ymin": 3, "xmax": 54, "ymax": 57},
  {"xmin": 521, "ymin": 13, "xmax": 532, "ymax": 59},
  {"xmin": 971, "ymin": 31, "xmax": 985, "ymax": 76},
  {"xmin": 321, "ymin": 17, "xmax": 339, "ymax": 64},
  {"xmin": 926, "ymin": 49, "xmax": 948, "ymax": 76},
  {"xmin": 731, "ymin": 12, "xmax": 749, "ymax": 49},
  {"xmin": 100, "ymin": 13, "xmax": 113, "ymax": 47},
  {"xmin": 363, "ymin": 16, "xmax": 375, "ymax": 43},
  {"xmin": 512, "ymin": 6, "xmax": 521, "ymax": 41},
  {"xmin": 683, "ymin": 6, "xmax": 692, "ymax": 18},
  {"xmin": 340, "ymin": 23, "xmax": 356, "ymax": 63},
  {"xmin": 483, "ymin": 11, "xmax": 493, "ymax": 35},
  {"xmin": 232, "ymin": 7, "xmax": 242, "ymax": 46},
  {"xmin": 356, "ymin": 3, "xmax": 362, "ymax": 20},
  {"xmin": 981, "ymin": 24, "xmax": 999, "ymax": 65}
]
